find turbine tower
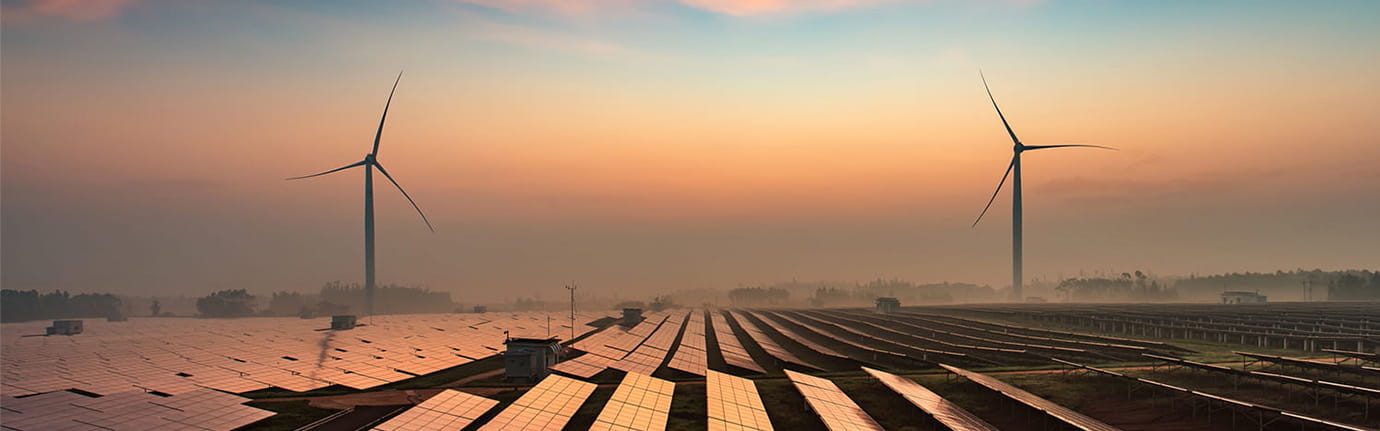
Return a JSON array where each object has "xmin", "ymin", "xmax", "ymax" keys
[
  {"xmin": 289, "ymin": 72, "xmax": 433, "ymax": 317},
  {"xmin": 972, "ymin": 72, "xmax": 1114, "ymax": 302}
]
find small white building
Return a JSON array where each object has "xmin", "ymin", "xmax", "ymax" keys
[
  {"xmin": 504, "ymin": 337, "xmax": 562, "ymax": 383},
  {"xmin": 46, "ymin": 320, "xmax": 83, "ymax": 336},
  {"xmin": 1221, "ymin": 291, "xmax": 1267, "ymax": 304}
]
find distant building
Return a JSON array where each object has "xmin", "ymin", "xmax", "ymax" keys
[
  {"xmin": 1221, "ymin": 291, "xmax": 1267, "ymax": 304},
  {"xmin": 874, "ymin": 297, "xmax": 900, "ymax": 314},
  {"xmin": 1025, "ymin": 296, "xmax": 1048, "ymax": 303},
  {"xmin": 330, "ymin": 315, "xmax": 358, "ymax": 330},
  {"xmin": 503, "ymin": 337, "xmax": 562, "ymax": 383},
  {"xmin": 46, "ymin": 320, "xmax": 83, "ymax": 336},
  {"xmin": 473, "ymin": 305, "xmax": 488, "ymax": 313}
]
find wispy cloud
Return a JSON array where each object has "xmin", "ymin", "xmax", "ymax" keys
[
  {"xmin": 452, "ymin": 0, "xmax": 634, "ymax": 16},
  {"xmin": 470, "ymin": 21, "xmax": 634, "ymax": 57},
  {"xmin": 678, "ymin": 0, "xmax": 898, "ymax": 16},
  {"xmin": 2, "ymin": 0, "xmax": 138, "ymax": 21}
]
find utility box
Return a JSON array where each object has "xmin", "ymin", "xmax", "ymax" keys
[
  {"xmin": 46, "ymin": 320, "xmax": 83, "ymax": 336},
  {"xmin": 331, "ymin": 315, "xmax": 358, "ymax": 330},
  {"xmin": 621, "ymin": 308, "xmax": 643, "ymax": 326},
  {"xmin": 473, "ymin": 305, "xmax": 488, "ymax": 314},
  {"xmin": 503, "ymin": 337, "xmax": 562, "ymax": 383},
  {"xmin": 874, "ymin": 297, "xmax": 900, "ymax": 314}
]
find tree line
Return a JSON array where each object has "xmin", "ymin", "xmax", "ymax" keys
[{"xmin": 0, "ymin": 290, "xmax": 125, "ymax": 322}]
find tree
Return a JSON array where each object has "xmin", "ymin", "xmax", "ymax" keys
[
  {"xmin": 150, "ymin": 299, "xmax": 162, "ymax": 317},
  {"xmin": 196, "ymin": 289, "xmax": 257, "ymax": 318}
]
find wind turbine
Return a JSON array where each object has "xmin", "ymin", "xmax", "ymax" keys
[
  {"xmin": 971, "ymin": 72, "xmax": 1114, "ymax": 302},
  {"xmin": 289, "ymin": 72, "xmax": 433, "ymax": 318}
]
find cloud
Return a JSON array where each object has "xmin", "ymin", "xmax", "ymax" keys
[
  {"xmin": 2, "ymin": 0, "xmax": 138, "ymax": 21},
  {"xmin": 469, "ymin": 21, "xmax": 635, "ymax": 58},
  {"xmin": 678, "ymin": 0, "xmax": 897, "ymax": 16},
  {"xmin": 452, "ymin": 0, "xmax": 633, "ymax": 16}
]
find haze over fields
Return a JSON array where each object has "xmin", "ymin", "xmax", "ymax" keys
[{"xmin": 3, "ymin": 0, "xmax": 1378, "ymax": 302}]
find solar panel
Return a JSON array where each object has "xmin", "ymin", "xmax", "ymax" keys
[
  {"xmin": 727, "ymin": 311, "xmax": 821, "ymax": 371},
  {"xmin": 863, "ymin": 367, "xmax": 997, "ymax": 431},
  {"xmin": 477, "ymin": 374, "xmax": 597, "ymax": 430},
  {"xmin": 2, "ymin": 312, "xmax": 614, "ymax": 430},
  {"xmin": 940, "ymin": 364, "xmax": 1119, "ymax": 431},
  {"xmin": 372, "ymin": 389, "xmax": 499, "ymax": 431},
  {"xmin": 709, "ymin": 312, "xmax": 766, "ymax": 374},
  {"xmin": 706, "ymin": 370, "xmax": 773, "ymax": 431},
  {"xmin": 611, "ymin": 312, "xmax": 687, "ymax": 376},
  {"xmin": 745, "ymin": 312, "xmax": 850, "ymax": 360},
  {"xmin": 668, "ymin": 311, "xmax": 708, "ymax": 376},
  {"xmin": 784, "ymin": 370, "xmax": 883, "ymax": 431},
  {"xmin": 591, "ymin": 372, "xmax": 675, "ymax": 431}
]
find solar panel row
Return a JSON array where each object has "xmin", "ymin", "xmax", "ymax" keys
[
  {"xmin": 667, "ymin": 311, "xmax": 708, "ymax": 376},
  {"xmin": 591, "ymin": 372, "xmax": 675, "ymax": 431},
  {"xmin": 940, "ymin": 364, "xmax": 1120, "ymax": 431},
  {"xmin": 1, "ymin": 388, "xmax": 273, "ymax": 431},
  {"xmin": 707, "ymin": 370, "xmax": 773, "ymax": 431},
  {"xmin": 784, "ymin": 370, "xmax": 883, "ymax": 431},
  {"xmin": 863, "ymin": 367, "xmax": 997, "ymax": 431},
  {"xmin": 611, "ymin": 312, "xmax": 688, "ymax": 376},
  {"xmin": 745, "ymin": 312, "xmax": 850, "ymax": 360},
  {"xmin": 727, "ymin": 311, "xmax": 821, "ymax": 371},
  {"xmin": 477, "ymin": 374, "xmax": 597, "ymax": 431},
  {"xmin": 710, "ymin": 312, "xmax": 766, "ymax": 374},
  {"xmin": 371, "ymin": 389, "xmax": 499, "ymax": 431}
]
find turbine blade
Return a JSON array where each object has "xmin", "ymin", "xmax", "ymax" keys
[
  {"xmin": 286, "ymin": 160, "xmax": 367, "ymax": 180},
  {"xmin": 371, "ymin": 71, "xmax": 404, "ymax": 156},
  {"xmin": 1022, "ymin": 144, "xmax": 1119, "ymax": 151},
  {"xmin": 373, "ymin": 161, "xmax": 434, "ymax": 232},
  {"xmin": 972, "ymin": 156, "xmax": 1017, "ymax": 228},
  {"xmin": 980, "ymin": 70, "xmax": 1021, "ymax": 145}
]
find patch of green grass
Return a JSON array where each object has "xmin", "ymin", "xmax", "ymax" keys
[{"xmin": 237, "ymin": 400, "xmax": 339, "ymax": 431}]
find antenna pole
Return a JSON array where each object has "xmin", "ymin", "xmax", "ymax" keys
[{"xmin": 565, "ymin": 283, "xmax": 577, "ymax": 341}]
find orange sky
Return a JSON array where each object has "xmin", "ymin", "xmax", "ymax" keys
[{"xmin": 2, "ymin": 0, "xmax": 1377, "ymax": 301}]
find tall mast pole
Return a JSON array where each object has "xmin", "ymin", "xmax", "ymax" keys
[
  {"xmin": 364, "ymin": 161, "xmax": 376, "ymax": 319},
  {"xmin": 1011, "ymin": 151, "xmax": 1023, "ymax": 302},
  {"xmin": 565, "ymin": 283, "xmax": 577, "ymax": 341}
]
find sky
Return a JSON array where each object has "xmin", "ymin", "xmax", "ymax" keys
[{"xmin": 2, "ymin": 0, "xmax": 1378, "ymax": 302}]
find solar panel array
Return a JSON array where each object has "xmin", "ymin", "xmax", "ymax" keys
[
  {"xmin": 1, "ymin": 312, "xmax": 608, "ymax": 398},
  {"xmin": 591, "ymin": 372, "xmax": 675, "ymax": 431},
  {"xmin": 0, "ymin": 311, "xmax": 610, "ymax": 430},
  {"xmin": 611, "ymin": 312, "xmax": 688, "ymax": 375},
  {"xmin": 727, "ymin": 311, "xmax": 820, "ymax": 371},
  {"xmin": 863, "ymin": 367, "xmax": 997, "ymax": 431},
  {"xmin": 371, "ymin": 389, "xmax": 499, "ymax": 431},
  {"xmin": 769, "ymin": 312, "xmax": 908, "ymax": 360},
  {"xmin": 667, "ymin": 311, "xmax": 708, "ymax": 376},
  {"xmin": 477, "ymin": 374, "xmax": 597, "ymax": 430},
  {"xmin": 1, "ymin": 387, "xmax": 273, "ymax": 431},
  {"xmin": 710, "ymin": 312, "xmax": 766, "ymax": 374},
  {"xmin": 784, "ymin": 370, "xmax": 883, "ymax": 431},
  {"xmin": 746, "ymin": 312, "xmax": 850, "ymax": 360},
  {"xmin": 706, "ymin": 370, "xmax": 773, "ymax": 431},
  {"xmin": 940, "ymin": 364, "xmax": 1120, "ymax": 431},
  {"xmin": 552, "ymin": 313, "xmax": 667, "ymax": 378}
]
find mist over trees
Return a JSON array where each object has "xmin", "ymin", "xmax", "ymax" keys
[
  {"xmin": 1173, "ymin": 269, "xmax": 1379, "ymax": 301},
  {"xmin": 1056, "ymin": 270, "xmax": 1177, "ymax": 302},
  {"xmin": 195, "ymin": 289, "xmax": 257, "ymax": 318},
  {"xmin": 725, "ymin": 279, "xmax": 998, "ymax": 307},
  {"xmin": 0, "ymin": 290, "xmax": 124, "ymax": 322}
]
